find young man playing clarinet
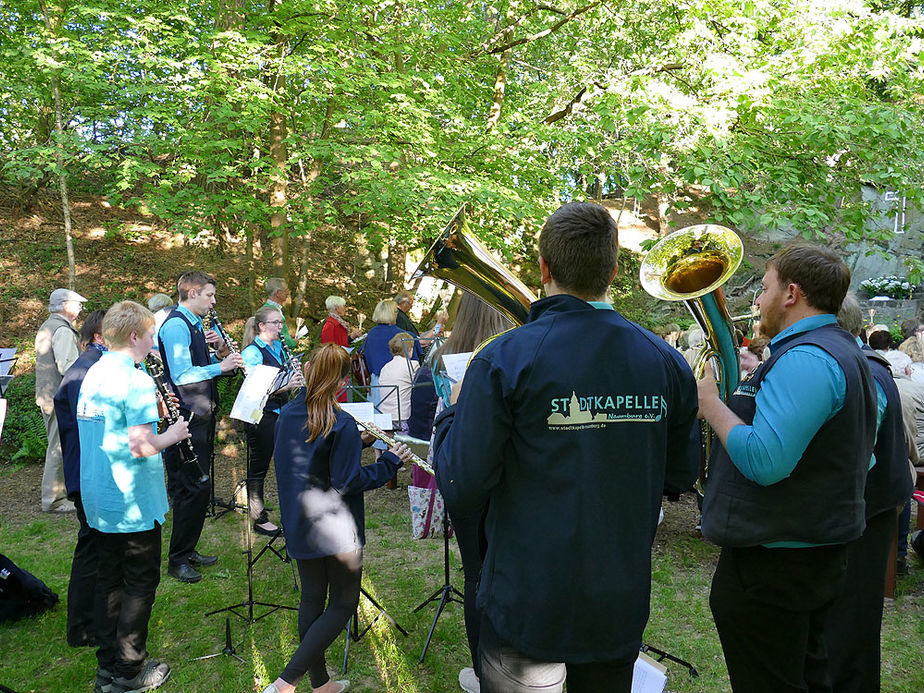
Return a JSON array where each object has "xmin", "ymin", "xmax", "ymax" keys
[
  {"xmin": 78, "ymin": 301, "xmax": 190, "ymax": 693},
  {"xmin": 158, "ymin": 271, "xmax": 243, "ymax": 583},
  {"xmin": 433, "ymin": 202, "xmax": 698, "ymax": 693}
]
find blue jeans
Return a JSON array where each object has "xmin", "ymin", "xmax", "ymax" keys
[{"xmin": 478, "ymin": 618, "xmax": 635, "ymax": 693}]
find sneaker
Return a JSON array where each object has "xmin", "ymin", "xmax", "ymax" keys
[
  {"xmin": 459, "ymin": 667, "xmax": 480, "ymax": 693},
  {"xmin": 95, "ymin": 667, "xmax": 114, "ymax": 693},
  {"xmin": 111, "ymin": 659, "xmax": 170, "ymax": 693}
]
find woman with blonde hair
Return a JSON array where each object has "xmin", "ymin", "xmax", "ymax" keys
[
  {"xmin": 264, "ymin": 344, "xmax": 413, "ymax": 693},
  {"xmin": 362, "ymin": 299, "xmax": 405, "ymax": 406},
  {"xmin": 898, "ymin": 335, "xmax": 924, "ymax": 383},
  {"xmin": 240, "ymin": 306, "xmax": 304, "ymax": 536}
]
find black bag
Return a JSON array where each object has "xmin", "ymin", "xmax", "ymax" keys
[{"xmin": 0, "ymin": 553, "xmax": 59, "ymax": 624}]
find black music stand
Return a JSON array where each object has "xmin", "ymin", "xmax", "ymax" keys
[
  {"xmin": 412, "ymin": 511, "xmax": 464, "ymax": 662},
  {"xmin": 206, "ymin": 480, "xmax": 297, "ymax": 626},
  {"xmin": 341, "ymin": 588, "xmax": 409, "ymax": 673},
  {"xmin": 640, "ymin": 643, "xmax": 698, "ymax": 678}
]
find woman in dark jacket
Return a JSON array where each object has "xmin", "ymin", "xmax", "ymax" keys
[{"xmin": 263, "ymin": 344, "xmax": 413, "ymax": 693}]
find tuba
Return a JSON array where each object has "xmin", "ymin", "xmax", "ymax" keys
[
  {"xmin": 412, "ymin": 205, "xmax": 537, "ymax": 326},
  {"xmin": 639, "ymin": 224, "xmax": 743, "ymax": 399},
  {"xmin": 639, "ymin": 224, "xmax": 744, "ymax": 494}
]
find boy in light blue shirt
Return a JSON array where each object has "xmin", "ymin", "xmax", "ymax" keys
[{"xmin": 77, "ymin": 301, "xmax": 189, "ymax": 693}]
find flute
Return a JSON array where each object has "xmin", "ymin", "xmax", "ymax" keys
[
  {"xmin": 353, "ymin": 418, "xmax": 434, "ymax": 476},
  {"xmin": 144, "ymin": 354, "xmax": 209, "ymax": 484}
]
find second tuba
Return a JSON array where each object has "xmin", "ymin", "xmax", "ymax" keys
[{"xmin": 639, "ymin": 224, "xmax": 743, "ymax": 400}]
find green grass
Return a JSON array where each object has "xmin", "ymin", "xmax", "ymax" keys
[{"xmin": 1, "ymin": 463, "xmax": 923, "ymax": 692}]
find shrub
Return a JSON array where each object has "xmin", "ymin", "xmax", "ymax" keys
[
  {"xmin": 1, "ymin": 373, "xmax": 46, "ymax": 464},
  {"xmin": 860, "ymin": 276, "xmax": 915, "ymax": 300}
]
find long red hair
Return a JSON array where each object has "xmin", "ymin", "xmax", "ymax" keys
[{"xmin": 303, "ymin": 343, "xmax": 351, "ymax": 442}]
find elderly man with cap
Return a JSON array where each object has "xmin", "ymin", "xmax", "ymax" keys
[{"xmin": 35, "ymin": 287, "xmax": 87, "ymax": 512}]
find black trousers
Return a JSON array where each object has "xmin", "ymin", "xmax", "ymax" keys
[
  {"xmin": 281, "ymin": 550, "xmax": 363, "ymax": 688},
  {"xmin": 825, "ymin": 509, "xmax": 898, "ymax": 693},
  {"xmin": 478, "ymin": 617, "xmax": 635, "ymax": 693},
  {"xmin": 67, "ymin": 493, "xmax": 100, "ymax": 647},
  {"xmin": 163, "ymin": 412, "xmax": 212, "ymax": 566},
  {"xmin": 244, "ymin": 411, "xmax": 277, "ymax": 524},
  {"xmin": 710, "ymin": 544, "xmax": 848, "ymax": 693},
  {"xmin": 451, "ymin": 506, "xmax": 486, "ymax": 675},
  {"xmin": 94, "ymin": 524, "xmax": 162, "ymax": 679}
]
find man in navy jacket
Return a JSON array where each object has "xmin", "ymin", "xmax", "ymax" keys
[
  {"xmin": 433, "ymin": 202, "xmax": 698, "ymax": 693},
  {"xmin": 53, "ymin": 309, "xmax": 107, "ymax": 648}
]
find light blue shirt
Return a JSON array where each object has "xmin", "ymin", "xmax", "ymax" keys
[
  {"xmin": 726, "ymin": 315, "xmax": 848, "ymax": 486},
  {"xmin": 158, "ymin": 305, "xmax": 221, "ymax": 385},
  {"xmin": 241, "ymin": 337, "xmax": 284, "ymax": 371},
  {"xmin": 77, "ymin": 351, "xmax": 169, "ymax": 533}
]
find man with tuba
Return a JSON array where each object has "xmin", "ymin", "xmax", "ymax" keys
[
  {"xmin": 697, "ymin": 245, "xmax": 879, "ymax": 693},
  {"xmin": 433, "ymin": 202, "xmax": 698, "ymax": 693},
  {"xmin": 158, "ymin": 270, "xmax": 244, "ymax": 583}
]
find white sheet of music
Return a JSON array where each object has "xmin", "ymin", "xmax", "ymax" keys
[
  {"xmin": 341, "ymin": 402, "xmax": 393, "ymax": 431},
  {"xmin": 631, "ymin": 653, "xmax": 667, "ymax": 693},
  {"xmin": 230, "ymin": 364, "xmax": 280, "ymax": 425},
  {"xmin": 0, "ymin": 398, "xmax": 6, "ymax": 443},
  {"xmin": 442, "ymin": 352, "xmax": 472, "ymax": 384}
]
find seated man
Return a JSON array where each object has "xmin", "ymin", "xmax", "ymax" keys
[{"xmin": 78, "ymin": 301, "xmax": 190, "ymax": 693}]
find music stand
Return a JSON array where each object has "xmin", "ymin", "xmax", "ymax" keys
[
  {"xmin": 412, "ymin": 511, "xmax": 464, "ymax": 662},
  {"xmin": 206, "ymin": 480, "xmax": 297, "ymax": 625},
  {"xmin": 340, "ymin": 587, "xmax": 409, "ymax": 674},
  {"xmin": 640, "ymin": 643, "xmax": 698, "ymax": 678}
]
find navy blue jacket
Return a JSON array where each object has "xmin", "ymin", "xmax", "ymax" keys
[
  {"xmin": 363, "ymin": 323, "xmax": 404, "ymax": 376},
  {"xmin": 53, "ymin": 346, "xmax": 103, "ymax": 497},
  {"xmin": 433, "ymin": 294, "xmax": 698, "ymax": 663},
  {"xmin": 274, "ymin": 400, "xmax": 402, "ymax": 559},
  {"xmin": 862, "ymin": 346, "xmax": 914, "ymax": 518}
]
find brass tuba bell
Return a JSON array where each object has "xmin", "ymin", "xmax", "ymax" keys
[
  {"xmin": 640, "ymin": 223, "xmax": 743, "ymax": 400},
  {"xmin": 412, "ymin": 205, "xmax": 537, "ymax": 326}
]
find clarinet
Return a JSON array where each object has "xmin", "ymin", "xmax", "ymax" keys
[
  {"xmin": 279, "ymin": 337, "xmax": 302, "ymax": 382},
  {"xmin": 353, "ymin": 418, "xmax": 433, "ymax": 475},
  {"xmin": 144, "ymin": 354, "xmax": 209, "ymax": 484},
  {"xmin": 203, "ymin": 308, "xmax": 240, "ymax": 352}
]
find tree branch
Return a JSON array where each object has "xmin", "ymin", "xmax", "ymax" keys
[{"xmin": 484, "ymin": 1, "xmax": 602, "ymax": 55}]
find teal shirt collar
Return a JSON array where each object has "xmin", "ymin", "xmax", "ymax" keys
[
  {"xmin": 768, "ymin": 314, "xmax": 837, "ymax": 355},
  {"xmin": 177, "ymin": 304, "xmax": 203, "ymax": 328},
  {"xmin": 587, "ymin": 301, "xmax": 615, "ymax": 311}
]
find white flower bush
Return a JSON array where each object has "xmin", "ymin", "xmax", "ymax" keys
[{"xmin": 859, "ymin": 276, "xmax": 915, "ymax": 299}]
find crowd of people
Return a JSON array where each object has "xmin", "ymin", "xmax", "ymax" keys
[{"xmin": 27, "ymin": 202, "xmax": 924, "ymax": 693}]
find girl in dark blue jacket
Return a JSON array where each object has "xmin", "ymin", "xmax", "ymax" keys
[{"xmin": 263, "ymin": 344, "xmax": 412, "ymax": 693}]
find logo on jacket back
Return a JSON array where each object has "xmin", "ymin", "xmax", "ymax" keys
[{"xmin": 547, "ymin": 391, "xmax": 665, "ymax": 430}]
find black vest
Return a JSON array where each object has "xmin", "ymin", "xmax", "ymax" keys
[
  {"xmin": 701, "ymin": 323, "xmax": 877, "ymax": 547},
  {"xmin": 157, "ymin": 308, "xmax": 218, "ymax": 417},
  {"xmin": 253, "ymin": 341, "xmax": 288, "ymax": 412},
  {"xmin": 862, "ymin": 347, "xmax": 914, "ymax": 518}
]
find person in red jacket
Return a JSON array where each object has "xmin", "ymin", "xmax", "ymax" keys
[{"xmin": 320, "ymin": 296, "xmax": 362, "ymax": 347}]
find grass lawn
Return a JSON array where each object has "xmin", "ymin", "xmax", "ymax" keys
[{"xmin": 1, "ymin": 440, "xmax": 923, "ymax": 692}]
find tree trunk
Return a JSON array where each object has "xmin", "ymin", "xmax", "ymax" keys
[
  {"xmin": 39, "ymin": 0, "xmax": 76, "ymax": 289},
  {"xmin": 486, "ymin": 1, "xmax": 516, "ymax": 132}
]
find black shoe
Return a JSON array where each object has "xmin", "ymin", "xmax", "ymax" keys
[
  {"xmin": 254, "ymin": 521, "xmax": 283, "ymax": 537},
  {"xmin": 111, "ymin": 659, "xmax": 170, "ymax": 693},
  {"xmin": 167, "ymin": 562, "xmax": 202, "ymax": 583},
  {"xmin": 95, "ymin": 667, "xmax": 114, "ymax": 693},
  {"xmin": 189, "ymin": 550, "xmax": 218, "ymax": 567}
]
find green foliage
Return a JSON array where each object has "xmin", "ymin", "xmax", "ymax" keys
[
  {"xmin": 0, "ymin": 373, "xmax": 47, "ymax": 464},
  {"xmin": 215, "ymin": 369, "xmax": 244, "ymax": 419},
  {"xmin": 1, "ymin": 0, "xmax": 922, "ymax": 275}
]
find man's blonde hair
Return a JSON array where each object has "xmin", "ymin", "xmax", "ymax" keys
[{"xmin": 102, "ymin": 301, "xmax": 155, "ymax": 348}]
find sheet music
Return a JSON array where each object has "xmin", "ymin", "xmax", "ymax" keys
[
  {"xmin": 341, "ymin": 402, "xmax": 394, "ymax": 431},
  {"xmin": 0, "ymin": 398, "xmax": 6, "ymax": 443},
  {"xmin": 230, "ymin": 364, "xmax": 280, "ymax": 425},
  {"xmin": 442, "ymin": 352, "xmax": 472, "ymax": 384},
  {"xmin": 631, "ymin": 653, "xmax": 667, "ymax": 693}
]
